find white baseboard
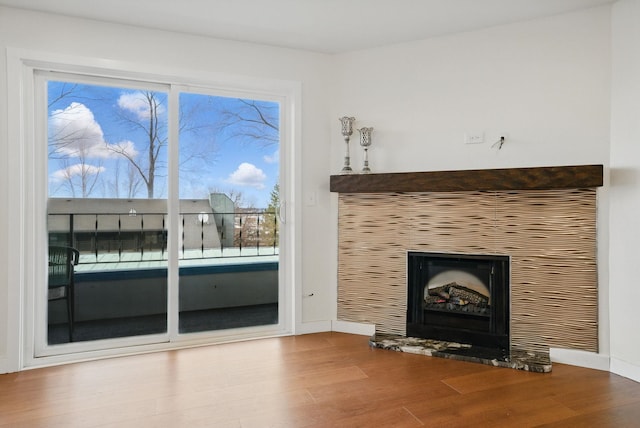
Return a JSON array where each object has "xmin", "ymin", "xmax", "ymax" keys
[
  {"xmin": 549, "ymin": 347, "xmax": 610, "ymax": 371},
  {"xmin": 331, "ymin": 320, "xmax": 375, "ymax": 336},
  {"xmin": 295, "ymin": 320, "xmax": 331, "ymax": 335},
  {"xmin": 610, "ymin": 357, "xmax": 640, "ymax": 383}
]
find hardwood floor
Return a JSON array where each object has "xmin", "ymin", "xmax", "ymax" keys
[{"xmin": 1, "ymin": 332, "xmax": 640, "ymax": 427}]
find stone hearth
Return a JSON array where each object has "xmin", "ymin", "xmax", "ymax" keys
[{"xmin": 370, "ymin": 333, "xmax": 552, "ymax": 373}]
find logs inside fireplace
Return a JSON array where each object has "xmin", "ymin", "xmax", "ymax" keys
[{"xmin": 407, "ymin": 252, "xmax": 510, "ymax": 353}]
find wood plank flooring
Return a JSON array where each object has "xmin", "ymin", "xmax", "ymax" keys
[{"xmin": 1, "ymin": 332, "xmax": 639, "ymax": 427}]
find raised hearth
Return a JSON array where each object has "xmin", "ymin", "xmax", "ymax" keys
[{"xmin": 370, "ymin": 333, "xmax": 552, "ymax": 373}]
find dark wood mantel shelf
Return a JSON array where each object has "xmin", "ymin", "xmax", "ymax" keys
[{"xmin": 330, "ymin": 164, "xmax": 603, "ymax": 193}]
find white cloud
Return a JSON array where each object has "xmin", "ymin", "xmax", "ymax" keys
[
  {"xmin": 226, "ymin": 163, "xmax": 266, "ymax": 190},
  {"xmin": 49, "ymin": 102, "xmax": 138, "ymax": 159},
  {"xmin": 109, "ymin": 140, "xmax": 138, "ymax": 158},
  {"xmin": 51, "ymin": 163, "xmax": 106, "ymax": 182},
  {"xmin": 118, "ymin": 91, "xmax": 166, "ymax": 120},
  {"xmin": 50, "ymin": 102, "xmax": 105, "ymax": 157},
  {"xmin": 263, "ymin": 149, "xmax": 279, "ymax": 164}
]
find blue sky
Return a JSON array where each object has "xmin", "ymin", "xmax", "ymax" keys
[{"xmin": 47, "ymin": 80, "xmax": 279, "ymax": 208}]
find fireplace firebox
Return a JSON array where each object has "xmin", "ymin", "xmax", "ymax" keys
[{"xmin": 407, "ymin": 252, "xmax": 510, "ymax": 352}]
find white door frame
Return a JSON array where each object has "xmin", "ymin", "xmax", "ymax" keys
[{"xmin": 5, "ymin": 48, "xmax": 301, "ymax": 371}]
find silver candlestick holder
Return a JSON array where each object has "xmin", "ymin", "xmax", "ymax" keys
[
  {"xmin": 358, "ymin": 127, "xmax": 373, "ymax": 173},
  {"xmin": 339, "ymin": 116, "xmax": 356, "ymax": 174}
]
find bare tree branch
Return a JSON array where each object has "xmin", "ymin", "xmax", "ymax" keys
[
  {"xmin": 216, "ymin": 99, "xmax": 279, "ymax": 146},
  {"xmin": 111, "ymin": 91, "xmax": 167, "ymax": 198}
]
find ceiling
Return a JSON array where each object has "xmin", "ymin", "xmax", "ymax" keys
[{"xmin": 0, "ymin": 0, "xmax": 615, "ymax": 54}]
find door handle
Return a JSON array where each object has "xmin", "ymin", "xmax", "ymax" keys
[{"xmin": 277, "ymin": 201, "xmax": 286, "ymax": 224}]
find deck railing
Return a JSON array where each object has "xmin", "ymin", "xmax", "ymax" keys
[{"xmin": 48, "ymin": 210, "xmax": 279, "ymax": 266}]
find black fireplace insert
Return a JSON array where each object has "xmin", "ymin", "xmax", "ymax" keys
[{"xmin": 407, "ymin": 251, "xmax": 510, "ymax": 352}]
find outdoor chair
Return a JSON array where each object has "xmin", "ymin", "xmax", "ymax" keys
[{"xmin": 48, "ymin": 246, "xmax": 80, "ymax": 342}]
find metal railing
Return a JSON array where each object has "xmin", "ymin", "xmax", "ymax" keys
[{"xmin": 48, "ymin": 210, "xmax": 279, "ymax": 266}]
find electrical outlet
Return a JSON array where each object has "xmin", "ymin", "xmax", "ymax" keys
[{"xmin": 465, "ymin": 132, "xmax": 484, "ymax": 144}]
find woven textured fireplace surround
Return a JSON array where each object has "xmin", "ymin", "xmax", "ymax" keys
[{"xmin": 331, "ymin": 165, "xmax": 603, "ymax": 371}]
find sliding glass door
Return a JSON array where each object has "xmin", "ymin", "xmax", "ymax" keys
[{"xmin": 37, "ymin": 71, "xmax": 286, "ymax": 357}]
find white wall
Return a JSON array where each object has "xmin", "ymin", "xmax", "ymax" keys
[
  {"xmin": 331, "ymin": 6, "xmax": 611, "ymax": 174},
  {"xmin": 609, "ymin": 0, "xmax": 640, "ymax": 383},
  {"xmin": 0, "ymin": 6, "xmax": 334, "ymax": 372},
  {"xmin": 2, "ymin": 3, "xmax": 634, "ymax": 378},
  {"xmin": 330, "ymin": 6, "xmax": 612, "ymax": 354}
]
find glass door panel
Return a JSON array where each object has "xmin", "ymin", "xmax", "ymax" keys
[
  {"xmin": 177, "ymin": 92, "xmax": 280, "ymax": 334},
  {"xmin": 46, "ymin": 79, "xmax": 169, "ymax": 345}
]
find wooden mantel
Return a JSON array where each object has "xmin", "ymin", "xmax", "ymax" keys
[{"xmin": 330, "ymin": 164, "xmax": 603, "ymax": 193}]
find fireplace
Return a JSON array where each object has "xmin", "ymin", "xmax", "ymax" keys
[
  {"xmin": 407, "ymin": 252, "xmax": 510, "ymax": 353},
  {"xmin": 333, "ymin": 166, "xmax": 601, "ymax": 360}
]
